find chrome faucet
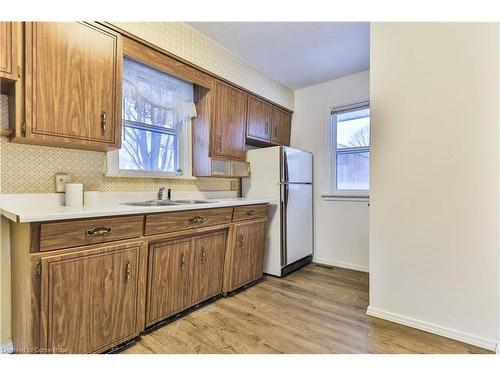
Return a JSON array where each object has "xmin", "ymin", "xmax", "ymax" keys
[
  {"xmin": 157, "ymin": 187, "xmax": 165, "ymax": 200},
  {"xmin": 157, "ymin": 187, "xmax": 172, "ymax": 201}
]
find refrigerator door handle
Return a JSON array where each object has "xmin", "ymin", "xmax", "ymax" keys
[
  {"xmin": 280, "ymin": 183, "xmax": 288, "ymax": 267},
  {"xmin": 283, "ymin": 147, "xmax": 289, "ymax": 182},
  {"xmin": 284, "ymin": 183, "xmax": 289, "ymax": 206}
]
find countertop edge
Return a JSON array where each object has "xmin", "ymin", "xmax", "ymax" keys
[{"xmin": 1, "ymin": 199, "xmax": 276, "ymax": 223}]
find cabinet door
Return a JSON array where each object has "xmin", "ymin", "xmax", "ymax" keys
[
  {"xmin": 40, "ymin": 242, "xmax": 142, "ymax": 354},
  {"xmin": 271, "ymin": 107, "xmax": 292, "ymax": 146},
  {"xmin": 24, "ymin": 22, "xmax": 122, "ymax": 150},
  {"xmin": 246, "ymin": 95, "xmax": 272, "ymax": 143},
  {"xmin": 212, "ymin": 80, "xmax": 247, "ymax": 160},
  {"xmin": 191, "ymin": 231, "xmax": 226, "ymax": 304},
  {"xmin": 0, "ymin": 22, "xmax": 18, "ymax": 80},
  {"xmin": 229, "ymin": 220, "xmax": 267, "ymax": 291},
  {"xmin": 147, "ymin": 237, "xmax": 194, "ymax": 325}
]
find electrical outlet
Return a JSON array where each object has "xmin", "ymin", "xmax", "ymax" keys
[
  {"xmin": 55, "ymin": 173, "xmax": 71, "ymax": 192},
  {"xmin": 230, "ymin": 180, "xmax": 239, "ymax": 191}
]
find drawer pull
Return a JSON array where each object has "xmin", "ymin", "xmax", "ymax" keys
[
  {"xmin": 247, "ymin": 210, "xmax": 257, "ymax": 216},
  {"xmin": 125, "ymin": 261, "xmax": 131, "ymax": 281},
  {"xmin": 189, "ymin": 216, "xmax": 205, "ymax": 224},
  {"xmin": 86, "ymin": 226, "xmax": 112, "ymax": 236}
]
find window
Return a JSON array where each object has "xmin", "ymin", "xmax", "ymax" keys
[
  {"xmin": 107, "ymin": 58, "xmax": 196, "ymax": 177},
  {"xmin": 329, "ymin": 102, "xmax": 370, "ymax": 196}
]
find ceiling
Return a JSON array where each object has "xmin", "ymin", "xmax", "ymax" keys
[{"xmin": 187, "ymin": 22, "xmax": 370, "ymax": 90}]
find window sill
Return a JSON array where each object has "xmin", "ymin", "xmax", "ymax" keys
[
  {"xmin": 321, "ymin": 194, "xmax": 369, "ymax": 202},
  {"xmin": 105, "ymin": 172, "xmax": 197, "ymax": 180}
]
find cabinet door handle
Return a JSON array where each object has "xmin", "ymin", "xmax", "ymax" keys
[
  {"xmin": 274, "ymin": 127, "xmax": 278, "ymax": 137},
  {"xmin": 217, "ymin": 136, "xmax": 223, "ymax": 151},
  {"xmin": 247, "ymin": 209, "xmax": 257, "ymax": 216},
  {"xmin": 86, "ymin": 226, "xmax": 112, "ymax": 236},
  {"xmin": 179, "ymin": 253, "xmax": 185, "ymax": 270},
  {"xmin": 125, "ymin": 261, "xmax": 131, "ymax": 281},
  {"xmin": 101, "ymin": 111, "xmax": 107, "ymax": 135},
  {"xmin": 264, "ymin": 123, "xmax": 269, "ymax": 134},
  {"xmin": 201, "ymin": 247, "xmax": 207, "ymax": 264},
  {"xmin": 238, "ymin": 234, "xmax": 244, "ymax": 248}
]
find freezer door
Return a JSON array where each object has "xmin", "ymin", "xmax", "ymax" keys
[
  {"xmin": 282, "ymin": 147, "xmax": 313, "ymax": 183},
  {"xmin": 282, "ymin": 183, "xmax": 313, "ymax": 266}
]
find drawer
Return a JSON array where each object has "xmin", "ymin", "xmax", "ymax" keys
[
  {"xmin": 39, "ymin": 216, "xmax": 144, "ymax": 252},
  {"xmin": 232, "ymin": 204, "xmax": 268, "ymax": 222},
  {"xmin": 145, "ymin": 207, "xmax": 233, "ymax": 236}
]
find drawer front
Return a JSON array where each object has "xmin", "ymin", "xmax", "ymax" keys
[
  {"xmin": 40, "ymin": 216, "xmax": 144, "ymax": 251},
  {"xmin": 145, "ymin": 207, "xmax": 233, "ymax": 236},
  {"xmin": 232, "ymin": 204, "xmax": 268, "ymax": 222}
]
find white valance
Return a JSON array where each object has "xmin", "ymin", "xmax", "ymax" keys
[{"xmin": 123, "ymin": 58, "xmax": 197, "ymax": 126}]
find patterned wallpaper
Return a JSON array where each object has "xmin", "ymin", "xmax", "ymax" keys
[
  {"xmin": 111, "ymin": 22, "xmax": 295, "ymax": 110},
  {"xmin": 0, "ymin": 22, "xmax": 295, "ymax": 194}
]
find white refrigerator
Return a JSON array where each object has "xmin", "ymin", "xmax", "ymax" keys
[{"xmin": 242, "ymin": 146, "xmax": 313, "ymax": 277}]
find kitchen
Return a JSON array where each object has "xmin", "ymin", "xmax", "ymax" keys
[{"xmin": 1, "ymin": 1, "xmax": 500, "ymax": 372}]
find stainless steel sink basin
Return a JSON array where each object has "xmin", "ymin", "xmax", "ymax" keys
[
  {"xmin": 123, "ymin": 199, "xmax": 216, "ymax": 206},
  {"xmin": 171, "ymin": 200, "xmax": 216, "ymax": 204},
  {"xmin": 124, "ymin": 200, "xmax": 181, "ymax": 207}
]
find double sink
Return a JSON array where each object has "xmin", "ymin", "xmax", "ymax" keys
[{"xmin": 124, "ymin": 199, "xmax": 216, "ymax": 207}]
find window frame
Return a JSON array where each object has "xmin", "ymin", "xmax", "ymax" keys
[
  {"xmin": 106, "ymin": 56, "xmax": 194, "ymax": 179},
  {"xmin": 326, "ymin": 101, "xmax": 370, "ymax": 199}
]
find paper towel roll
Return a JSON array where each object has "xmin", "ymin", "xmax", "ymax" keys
[
  {"xmin": 84, "ymin": 191, "xmax": 99, "ymax": 206},
  {"xmin": 65, "ymin": 183, "xmax": 83, "ymax": 206}
]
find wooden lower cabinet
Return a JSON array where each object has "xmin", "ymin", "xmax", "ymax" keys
[
  {"xmin": 146, "ymin": 237, "xmax": 195, "ymax": 325},
  {"xmin": 224, "ymin": 219, "xmax": 267, "ymax": 292},
  {"xmin": 192, "ymin": 232, "xmax": 226, "ymax": 304},
  {"xmin": 10, "ymin": 205, "xmax": 268, "ymax": 354},
  {"xmin": 38, "ymin": 242, "xmax": 145, "ymax": 354},
  {"xmin": 146, "ymin": 230, "xmax": 227, "ymax": 326}
]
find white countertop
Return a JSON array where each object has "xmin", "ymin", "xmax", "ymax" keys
[{"xmin": 0, "ymin": 192, "xmax": 275, "ymax": 223}]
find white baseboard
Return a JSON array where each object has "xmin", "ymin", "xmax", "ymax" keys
[
  {"xmin": 367, "ymin": 306, "xmax": 497, "ymax": 352},
  {"xmin": 1, "ymin": 340, "xmax": 13, "ymax": 354},
  {"xmin": 314, "ymin": 258, "xmax": 369, "ymax": 273}
]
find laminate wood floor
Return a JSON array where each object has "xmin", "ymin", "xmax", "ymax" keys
[{"xmin": 123, "ymin": 264, "xmax": 491, "ymax": 354}]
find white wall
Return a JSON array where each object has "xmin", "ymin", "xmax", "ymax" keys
[
  {"xmin": 369, "ymin": 23, "xmax": 499, "ymax": 350},
  {"xmin": 291, "ymin": 71, "xmax": 370, "ymax": 272}
]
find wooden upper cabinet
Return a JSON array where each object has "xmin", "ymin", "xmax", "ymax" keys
[
  {"xmin": 23, "ymin": 22, "xmax": 122, "ymax": 151},
  {"xmin": 191, "ymin": 231, "xmax": 226, "ymax": 304},
  {"xmin": 246, "ymin": 95, "xmax": 272, "ymax": 143},
  {"xmin": 39, "ymin": 243, "xmax": 142, "ymax": 354},
  {"xmin": 0, "ymin": 22, "xmax": 19, "ymax": 81},
  {"xmin": 271, "ymin": 106, "xmax": 292, "ymax": 146},
  {"xmin": 212, "ymin": 80, "xmax": 248, "ymax": 160}
]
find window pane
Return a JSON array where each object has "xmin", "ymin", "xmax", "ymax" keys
[
  {"xmin": 336, "ymin": 108, "xmax": 370, "ymax": 149},
  {"xmin": 119, "ymin": 125, "xmax": 176, "ymax": 173},
  {"xmin": 336, "ymin": 151, "xmax": 370, "ymax": 190}
]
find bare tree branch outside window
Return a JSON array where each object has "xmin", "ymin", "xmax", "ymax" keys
[{"xmin": 118, "ymin": 58, "xmax": 195, "ymax": 174}]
